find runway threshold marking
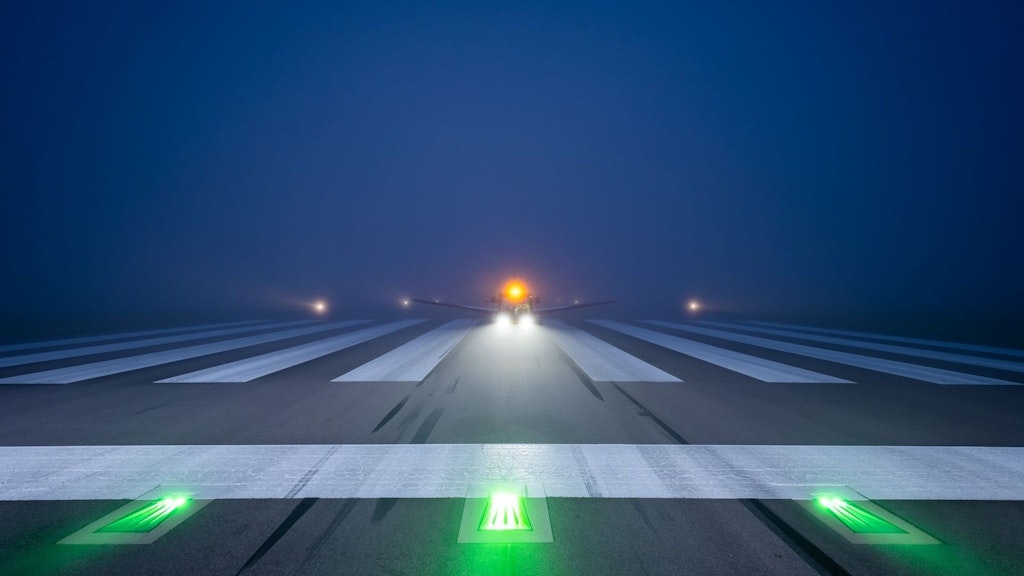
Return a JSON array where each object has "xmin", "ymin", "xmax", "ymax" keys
[
  {"xmin": 592, "ymin": 321, "xmax": 851, "ymax": 383},
  {"xmin": 0, "ymin": 320, "xmax": 261, "ymax": 356},
  {"xmin": 333, "ymin": 319, "xmax": 474, "ymax": 382},
  {"xmin": 0, "ymin": 320, "xmax": 314, "ymax": 369},
  {"xmin": 157, "ymin": 319, "xmax": 424, "ymax": 383},
  {"xmin": 743, "ymin": 320, "xmax": 1024, "ymax": 359},
  {"xmin": 2, "ymin": 444, "xmax": 1021, "ymax": 501},
  {"xmin": 699, "ymin": 321, "xmax": 1024, "ymax": 374},
  {"xmin": 645, "ymin": 321, "xmax": 1020, "ymax": 386},
  {"xmin": 0, "ymin": 320, "xmax": 370, "ymax": 385},
  {"xmin": 543, "ymin": 320, "xmax": 680, "ymax": 382}
]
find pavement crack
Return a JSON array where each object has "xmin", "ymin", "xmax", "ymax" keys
[
  {"xmin": 447, "ymin": 376, "xmax": 460, "ymax": 394},
  {"xmin": 372, "ymin": 395, "xmax": 410, "ymax": 433},
  {"xmin": 235, "ymin": 498, "xmax": 318, "ymax": 576}
]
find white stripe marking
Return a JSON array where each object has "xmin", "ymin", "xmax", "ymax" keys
[
  {"xmin": 159, "ymin": 320, "xmax": 425, "ymax": 383},
  {"xmin": 646, "ymin": 321, "xmax": 1021, "ymax": 386},
  {"xmin": 333, "ymin": 319, "xmax": 474, "ymax": 382},
  {"xmin": 744, "ymin": 320, "xmax": 1024, "ymax": 359},
  {"xmin": 0, "ymin": 320, "xmax": 313, "ymax": 369},
  {"xmin": 0, "ymin": 321, "xmax": 261, "ymax": 356},
  {"xmin": 1, "ymin": 444, "xmax": 1021, "ymax": 501},
  {"xmin": 700, "ymin": 321, "xmax": 1024, "ymax": 374},
  {"xmin": 592, "ymin": 321, "xmax": 851, "ymax": 383},
  {"xmin": 0, "ymin": 321, "xmax": 370, "ymax": 384},
  {"xmin": 543, "ymin": 320, "xmax": 680, "ymax": 382}
]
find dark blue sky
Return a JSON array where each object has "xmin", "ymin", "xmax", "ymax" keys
[{"xmin": 2, "ymin": 1, "xmax": 1022, "ymax": 338}]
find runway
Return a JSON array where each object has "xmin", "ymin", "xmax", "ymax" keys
[{"xmin": 1, "ymin": 317, "xmax": 1022, "ymax": 575}]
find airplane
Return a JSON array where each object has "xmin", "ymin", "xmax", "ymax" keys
[{"xmin": 411, "ymin": 275, "xmax": 615, "ymax": 324}]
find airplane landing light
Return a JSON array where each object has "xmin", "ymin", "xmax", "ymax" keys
[
  {"xmin": 504, "ymin": 281, "xmax": 528, "ymax": 303},
  {"xmin": 313, "ymin": 300, "xmax": 328, "ymax": 315},
  {"xmin": 687, "ymin": 300, "xmax": 701, "ymax": 313}
]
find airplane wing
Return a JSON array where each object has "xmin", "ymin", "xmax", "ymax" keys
[
  {"xmin": 534, "ymin": 300, "xmax": 617, "ymax": 313},
  {"xmin": 411, "ymin": 299, "xmax": 496, "ymax": 314}
]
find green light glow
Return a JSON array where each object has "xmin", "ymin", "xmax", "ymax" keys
[
  {"xmin": 817, "ymin": 498, "xmax": 906, "ymax": 534},
  {"xmin": 479, "ymin": 492, "xmax": 532, "ymax": 532},
  {"xmin": 97, "ymin": 497, "xmax": 190, "ymax": 533}
]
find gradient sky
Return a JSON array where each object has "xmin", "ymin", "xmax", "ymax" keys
[{"xmin": 2, "ymin": 1, "xmax": 1023, "ymax": 339}]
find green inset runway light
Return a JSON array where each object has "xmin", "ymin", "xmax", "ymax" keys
[
  {"xmin": 817, "ymin": 497, "xmax": 906, "ymax": 534},
  {"xmin": 479, "ymin": 492, "xmax": 533, "ymax": 532},
  {"xmin": 97, "ymin": 496, "xmax": 191, "ymax": 534}
]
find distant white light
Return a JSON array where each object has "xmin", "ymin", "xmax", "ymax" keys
[
  {"xmin": 687, "ymin": 300, "xmax": 701, "ymax": 312},
  {"xmin": 313, "ymin": 300, "xmax": 328, "ymax": 315},
  {"xmin": 401, "ymin": 298, "xmax": 411, "ymax": 307}
]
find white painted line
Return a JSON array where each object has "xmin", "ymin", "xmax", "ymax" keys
[
  {"xmin": 645, "ymin": 321, "xmax": 1021, "ymax": 386},
  {"xmin": 742, "ymin": 320, "xmax": 1024, "ymax": 359},
  {"xmin": 0, "ymin": 320, "xmax": 313, "ymax": 369},
  {"xmin": 0, "ymin": 321, "xmax": 370, "ymax": 384},
  {"xmin": 0, "ymin": 321, "xmax": 262, "ymax": 356},
  {"xmin": 158, "ymin": 320, "xmax": 425, "ymax": 383},
  {"xmin": 333, "ymin": 319, "xmax": 474, "ymax": 382},
  {"xmin": 592, "ymin": 321, "xmax": 851, "ymax": 383},
  {"xmin": 700, "ymin": 321, "xmax": 1024, "ymax": 374},
  {"xmin": 1, "ymin": 444, "xmax": 1021, "ymax": 501},
  {"xmin": 543, "ymin": 320, "xmax": 680, "ymax": 382}
]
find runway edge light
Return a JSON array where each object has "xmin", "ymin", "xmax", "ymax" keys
[
  {"xmin": 479, "ymin": 492, "xmax": 533, "ymax": 531},
  {"xmin": 801, "ymin": 493, "xmax": 940, "ymax": 545},
  {"xmin": 816, "ymin": 497, "xmax": 905, "ymax": 534},
  {"xmin": 458, "ymin": 484, "xmax": 553, "ymax": 544},
  {"xmin": 97, "ymin": 496, "xmax": 191, "ymax": 533},
  {"xmin": 59, "ymin": 493, "xmax": 212, "ymax": 545}
]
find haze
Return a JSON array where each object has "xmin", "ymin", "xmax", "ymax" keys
[{"xmin": 2, "ymin": 1, "xmax": 1022, "ymax": 343}]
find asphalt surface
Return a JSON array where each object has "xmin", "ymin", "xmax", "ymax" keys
[{"xmin": 1, "ymin": 317, "xmax": 1022, "ymax": 575}]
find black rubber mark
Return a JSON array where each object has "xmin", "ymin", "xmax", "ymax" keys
[
  {"xmin": 629, "ymin": 499, "xmax": 656, "ymax": 533},
  {"xmin": 395, "ymin": 404, "xmax": 425, "ymax": 437},
  {"xmin": 371, "ymin": 498, "xmax": 399, "ymax": 524},
  {"xmin": 611, "ymin": 383, "xmax": 687, "ymax": 445},
  {"xmin": 571, "ymin": 445, "xmax": 602, "ymax": 497},
  {"xmin": 556, "ymin": 349, "xmax": 603, "ymax": 401},
  {"xmin": 447, "ymin": 376, "xmax": 460, "ymax": 394},
  {"xmin": 742, "ymin": 499, "xmax": 854, "ymax": 576},
  {"xmin": 235, "ymin": 498, "xmax": 317, "ymax": 575},
  {"xmin": 611, "ymin": 383, "xmax": 851, "ymax": 576},
  {"xmin": 372, "ymin": 395, "xmax": 409, "ymax": 433},
  {"xmin": 285, "ymin": 446, "xmax": 338, "ymax": 498},
  {"xmin": 129, "ymin": 402, "xmax": 169, "ymax": 416},
  {"xmin": 411, "ymin": 408, "xmax": 444, "ymax": 444},
  {"xmin": 300, "ymin": 499, "xmax": 358, "ymax": 571}
]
